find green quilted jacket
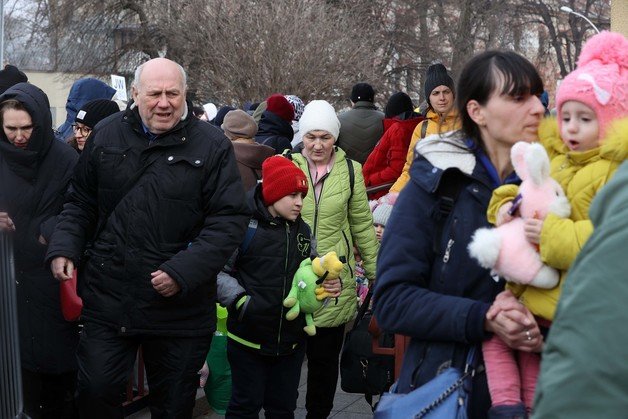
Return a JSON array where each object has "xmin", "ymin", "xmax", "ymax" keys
[{"xmin": 292, "ymin": 148, "xmax": 379, "ymax": 327}]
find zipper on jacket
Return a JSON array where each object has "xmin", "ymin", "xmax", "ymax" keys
[
  {"xmin": 341, "ymin": 230, "xmax": 354, "ymax": 278},
  {"xmin": 439, "ymin": 218, "xmax": 458, "ymax": 282},
  {"xmin": 277, "ymin": 222, "xmax": 290, "ymax": 355}
]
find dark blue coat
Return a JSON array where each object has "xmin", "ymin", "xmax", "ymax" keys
[
  {"xmin": 255, "ymin": 110, "xmax": 293, "ymax": 154},
  {"xmin": 373, "ymin": 134, "xmax": 506, "ymax": 417}
]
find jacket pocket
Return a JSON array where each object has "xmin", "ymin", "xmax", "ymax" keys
[
  {"xmin": 98, "ymin": 146, "xmax": 131, "ymax": 189},
  {"xmin": 160, "ymin": 155, "xmax": 204, "ymax": 201}
]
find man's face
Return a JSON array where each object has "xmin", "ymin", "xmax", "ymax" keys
[
  {"xmin": 430, "ymin": 85, "xmax": 455, "ymax": 115},
  {"xmin": 3, "ymin": 109, "xmax": 33, "ymax": 149},
  {"xmin": 132, "ymin": 59, "xmax": 186, "ymax": 135}
]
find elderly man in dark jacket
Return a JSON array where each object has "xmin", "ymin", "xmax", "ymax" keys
[
  {"xmin": 337, "ymin": 82, "xmax": 384, "ymax": 164},
  {"xmin": 0, "ymin": 82, "xmax": 79, "ymax": 418},
  {"xmin": 46, "ymin": 58, "xmax": 250, "ymax": 419}
]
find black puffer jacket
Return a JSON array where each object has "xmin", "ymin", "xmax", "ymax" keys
[
  {"xmin": 227, "ymin": 185, "xmax": 312, "ymax": 356},
  {"xmin": 0, "ymin": 83, "xmax": 79, "ymax": 374},
  {"xmin": 255, "ymin": 110, "xmax": 293, "ymax": 154},
  {"xmin": 46, "ymin": 102, "xmax": 250, "ymax": 336}
]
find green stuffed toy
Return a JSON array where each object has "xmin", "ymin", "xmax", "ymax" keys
[
  {"xmin": 283, "ymin": 252, "xmax": 346, "ymax": 336},
  {"xmin": 283, "ymin": 259, "xmax": 322, "ymax": 336}
]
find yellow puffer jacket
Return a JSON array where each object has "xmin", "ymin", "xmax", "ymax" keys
[
  {"xmin": 292, "ymin": 148, "xmax": 379, "ymax": 327},
  {"xmin": 487, "ymin": 117, "xmax": 628, "ymax": 320},
  {"xmin": 389, "ymin": 109, "xmax": 460, "ymax": 192}
]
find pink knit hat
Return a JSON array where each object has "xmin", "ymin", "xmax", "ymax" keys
[{"xmin": 556, "ymin": 31, "xmax": 628, "ymax": 140}]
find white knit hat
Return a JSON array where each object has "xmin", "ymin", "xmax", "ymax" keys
[
  {"xmin": 372, "ymin": 203, "xmax": 393, "ymax": 226},
  {"xmin": 299, "ymin": 100, "xmax": 341, "ymax": 141}
]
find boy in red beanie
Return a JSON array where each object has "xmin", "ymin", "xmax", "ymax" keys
[{"xmin": 216, "ymin": 155, "xmax": 331, "ymax": 417}]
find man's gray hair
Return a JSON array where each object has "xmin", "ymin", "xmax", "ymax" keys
[{"xmin": 132, "ymin": 59, "xmax": 187, "ymax": 90}]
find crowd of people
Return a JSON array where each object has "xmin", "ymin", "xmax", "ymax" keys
[{"xmin": 0, "ymin": 29, "xmax": 626, "ymax": 419}]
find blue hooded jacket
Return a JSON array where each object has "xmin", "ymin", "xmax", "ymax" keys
[{"xmin": 56, "ymin": 78, "xmax": 116, "ymax": 141}]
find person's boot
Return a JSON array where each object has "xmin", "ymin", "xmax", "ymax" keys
[{"xmin": 488, "ymin": 403, "xmax": 527, "ymax": 419}]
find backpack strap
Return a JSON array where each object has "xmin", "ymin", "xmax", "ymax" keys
[
  {"xmin": 420, "ymin": 119, "xmax": 429, "ymax": 139},
  {"xmin": 239, "ymin": 219, "xmax": 259, "ymax": 255},
  {"xmin": 346, "ymin": 158, "xmax": 355, "ymax": 200},
  {"xmin": 433, "ymin": 169, "xmax": 467, "ymax": 254}
]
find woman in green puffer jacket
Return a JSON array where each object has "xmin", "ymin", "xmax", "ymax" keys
[{"xmin": 291, "ymin": 100, "xmax": 379, "ymax": 419}]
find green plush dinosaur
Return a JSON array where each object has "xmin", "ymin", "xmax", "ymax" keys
[{"xmin": 283, "ymin": 258, "xmax": 325, "ymax": 336}]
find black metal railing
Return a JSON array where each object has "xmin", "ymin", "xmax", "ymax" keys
[{"xmin": 0, "ymin": 231, "xmax": 26, "ymax": 418}]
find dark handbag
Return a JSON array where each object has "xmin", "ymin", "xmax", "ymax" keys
[
  {"xmin": 374, "ymin": 347, "xmax": 478, "ymax": 419},
  {"xmin": 340, "ymin": 290, "xmax": 394, "ymax": 402}
]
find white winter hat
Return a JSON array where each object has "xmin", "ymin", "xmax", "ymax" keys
[
  {"xmin": 372, "ymin": 203, "xmax": 393, "ymax": 227},
  {"xmin": 298, "ymin": 100, "xmax": 341, "ymax": 141}
]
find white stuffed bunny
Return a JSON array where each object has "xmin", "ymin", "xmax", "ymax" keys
[{"xmin": 468, "ymin": 142, "xmax": 570, "ymax": 288}]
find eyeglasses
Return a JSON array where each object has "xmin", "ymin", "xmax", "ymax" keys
[{"xmin": 72, "ymin": 124, "xmax": 92, "ymax": 137}]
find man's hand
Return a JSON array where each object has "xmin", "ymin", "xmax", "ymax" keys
[
  {"xmin": 51, "ymin": 257, "xmax": 74, "ymax": 282},
  {"xmin": 151, "ymin": 270, "xmax": 181, "ymax": 297},
  {"xmin": 0, "ymin": 212, "xmax": 15, "ymax": 232},
  {"xmin": 322, "ymin": 278, "xmax": 342, "ymax": 298}
]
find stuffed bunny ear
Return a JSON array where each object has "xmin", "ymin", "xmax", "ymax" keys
[
  {"xmin": 525, "ymin": 143, "xmax": 550, "ymax": 186},
  {"xmin": 510, "ymin": 141, "xmax": 530, "ymax": 180}
]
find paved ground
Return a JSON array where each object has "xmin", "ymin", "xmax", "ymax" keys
[{"xmin": 128, "ymin": 358, "xmax": 374, "ymax": 418}]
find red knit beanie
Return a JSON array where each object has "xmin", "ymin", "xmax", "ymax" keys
[
  {"xmin": 266, "ymin": 94, "xmax": 295, "ymax": 122},
  {"xmin": 261, "ymin": 156, "xmax": 309, "ymax": 206}
]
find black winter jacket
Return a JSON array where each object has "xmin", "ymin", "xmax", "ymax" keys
[
  {"xmin": 227, "ymin": 185, "xmax": 312, "ymax": 356},
  {"xmin": 255, "ymin": 110, "xmax": 294, "ymax": 154},
  {"xmin": 46, "ymin": 102, "xmax": 250, "ymax": 336},
  {"xmin": 0, "ymin": 83, "xmax": 79, "ymax": 374}
]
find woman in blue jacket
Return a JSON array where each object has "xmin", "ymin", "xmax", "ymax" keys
[{"xmin": 373, "ymin": 51, "xmax": 546, "ymax": 418}]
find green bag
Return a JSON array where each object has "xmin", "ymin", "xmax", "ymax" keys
[{"xmin": 204, "ymin": 305, "xmax": 231, "ymax": 414}]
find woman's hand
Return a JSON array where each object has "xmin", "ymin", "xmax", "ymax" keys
[
  {"xmin": 524, "ymin": 218, "xmax": 544, "ymax": 245},
  {"xmin": 322, "ymin": 277, "xmax": 342, "ymax": 298},
  {"xmin": 495, "ymin": 203, "xmax": 514, "ymax": 226},
  {"xmin": 486, "ymin": 290, "xmax": 543, "ymax": 352}
]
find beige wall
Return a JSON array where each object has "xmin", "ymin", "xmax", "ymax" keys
[
  {"xmin": 611, "ymin": 0, "xmax": 628, "ymax": 36},
  {"xmin": 22, "ymin": 71, "xmax": 112, "ymax": 128}
]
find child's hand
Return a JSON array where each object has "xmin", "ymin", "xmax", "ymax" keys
[
  {"xmin": 524, "ymin": 218, "xmax": 544, "ymax": 244},
  {"xmin": 495, "ymin": 203, "xmax": 514, "ymax": 226}
]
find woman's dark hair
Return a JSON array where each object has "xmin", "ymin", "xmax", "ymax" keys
[{"xmin": 456, "ymin": 50, "xmax": 544, "ymax": 145}]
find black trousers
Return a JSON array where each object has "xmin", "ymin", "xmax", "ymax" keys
[
  {"xmin": 305, "ymin": 325, "xmax": 345, "ymax": 419},
  {"xmin": 22, "ymin": 368, "xmax": 78, "ymax": 419},
  {"xmin": 226, "ymin": 340, "xmax": 306, "ymax": 418},
  {"xmin": 75, "ymin": 321, "xmax": 211, "ymax": 419}
]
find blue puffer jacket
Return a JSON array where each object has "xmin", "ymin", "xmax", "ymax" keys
[{"xmin": 373, "ymin": 132, "xmax": 506, "ymax": 418}]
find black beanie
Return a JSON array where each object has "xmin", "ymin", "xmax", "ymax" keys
[
  {"xmin": 75, "ymin": 99, "xmax": 120, "ymax": 129},
  {"xmin": 350, "ymin": 83, "xmax": 375, "ymax": 102},
  {"xmin": 384, "ymin": 92, "xmax": 414, "ymax": 118},
  {"xmin": 0, "ymin": 65, "xmax": 28, "ymax": 95},
  {"xmin": 424, "ymin": 63, "xmax": 455, "ymax": 107}
]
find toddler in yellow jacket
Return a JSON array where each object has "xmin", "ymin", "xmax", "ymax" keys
[{"xmin": 484, "ymin": 31, "xmax": 628, "ymax": 417}]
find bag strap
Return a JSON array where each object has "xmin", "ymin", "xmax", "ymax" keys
[
  {"xmin": 346, "ymin": 158, "xmax": 355, "ymax": 200},
  {"xmin": 350, "ymin": 288, "xmax": 373, "ymax": 332},
  {"xmin": 239, "ymin": 219, "xmax": 258, "ymax": 255},
  {"xmin": 432, "ymin": 169, "xmax": 467, "ymax": 254},
  {"xmin": 420, "ymin": 120, "xmax": 428, "ymax": 139}
]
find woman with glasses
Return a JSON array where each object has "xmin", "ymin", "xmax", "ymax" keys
[{"xmin": 68, "ymin": 99, "xmax": 119, "ymax": 152}]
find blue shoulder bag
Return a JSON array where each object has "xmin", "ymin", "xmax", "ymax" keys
[{"xmin": 374, "ymin": 347, "xmax": 478, "ymax": 419}]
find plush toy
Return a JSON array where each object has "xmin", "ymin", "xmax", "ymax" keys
[
  {"xmin": 311, "ymin": 251, "xmax": 344, "ymax": 300},
  {"xmin": 468, "ymin": 142, "xmax": 570, "ymax": 288},
  {"xmin": 283, "ymin": 258, "xmax": 325, "ymax": 336}
]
